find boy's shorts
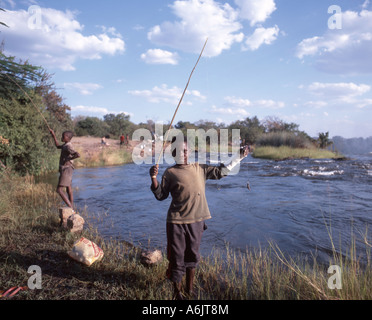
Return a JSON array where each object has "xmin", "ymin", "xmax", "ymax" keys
[
  {"xmin": 58, "ymin": 165, "xmax": 74, "ymax": 187},
  {"xmin": 166, "ymin": 221, "xmax": 207, "ymax": 283}
]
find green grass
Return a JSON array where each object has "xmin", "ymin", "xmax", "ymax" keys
[
  {"xmin": 1, "ymin": 174, "xmax": 371, "ymax": 300},
  {"xmin": 74, "ymin": 148, "xmax": 133, "ymax": 168},
  {"xmin": 252, "ymin": 146, "xmax": 344, "ymax": 161}
]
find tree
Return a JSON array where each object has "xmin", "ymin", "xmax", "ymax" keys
[
  {"xmin": 318, "ymin": 132, "xmax": 333, "ymax": 149},
  {"xmin": 75, "ymin": 117, "xmax": 109, "ymax": 137},
  {"xmin": 33, "ymin": 70, "xmax": 73, "ymax": 134},
  {"xmin": 103, "ymin": 113, "xmax": 131, "ymax": 137},
  {"xmin": 194, "ymin": 120, "xmax": 219, "ymax": 131},
  {"xmin": 0, "ymin": 93, "xmax": 55, "ymax": 175},
  {"xmin": 263, "ymin": 116, "xmax": 299, "ymax": 133},
  {"xmin": 0, "ymin": 52, "xmax": 72, "ymax": 175},
  {"xmin": 0, "ymin": 53, "xmax": 42, "ymax": 99},
  {"xmin": 174, "ymin": 121, "xmax": 197, "ymax": 137},
  {"xmin": 229, "ymin": 116, "xmax": 265, "ymax": 145}
]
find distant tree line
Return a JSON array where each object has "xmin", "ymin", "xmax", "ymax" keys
[
  {"xmin": 73, "ymin": 113, "xmax": 134, "ymax": 138},
  {"xmin": 332, "ymin": 136, "xmax": 372, "ymax": 155},
  {"xmin": 73, "ymin": 113, "xmax": 333, "ymax": 151}
]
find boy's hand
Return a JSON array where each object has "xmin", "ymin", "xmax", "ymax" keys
[
  {"xmin": 49, "ymin": 129, "xmax": 60, "ymax": 147},
  {"xmin": 150, "ymin": 165, "xmax": 158, "ymax": 179},
  {"xmin": 240, "ymin": 145, "xmax": 249, "ymax": 159}
]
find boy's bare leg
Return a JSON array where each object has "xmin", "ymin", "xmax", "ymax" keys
[
  {"xmin": 57, "ymin": 186, "xmax": 72, "ymax": 209},
  {"xmin": 66, "ymin": 186, "xmax": 74, "ymax": 211}
]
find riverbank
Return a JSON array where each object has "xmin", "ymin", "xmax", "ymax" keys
[
  {"xmin": 252, "ymin": 146, "xmax": 344, "ymax": 161},
  {"xmin": 1, "ymin": 174, "xmax": 371, "ymax": 300},
  {"xmin": 70, "ymin": 137, "xmax": 344, "ymax": 167},
  {"xmin": 72, "ymin": 136, "xmax": 134, "ymax": 168}
]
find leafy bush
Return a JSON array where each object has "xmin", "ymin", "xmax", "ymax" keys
[
  {"xmin": 0, "ymin": 52, "xmax": 72, "ymax": 176},
  {"xmin": 0, "ymin": 94, "xmax": 58, "ymax": 175},
  {"xmin": 256, "ymin": 131, "xmax": 314, "ymax": 149},
  {"xmin": 74, "ymin": 116, "xmax": 110, "ymax": 137}
]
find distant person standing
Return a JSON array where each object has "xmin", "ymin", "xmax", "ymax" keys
[
  {"xmin": 120, "ymin": 134, "xmax": 125, "ymax": 147},
  {"xmin": 49, "ymin": 129, "xmax": 80, "ymax": 211},
  {"xmin": 101, "ymin": 136, "xmax": 110, "ymax": 146},
  {"xmin": 126, "ymin": 134, "xmax": 130, "ymax": 146}
]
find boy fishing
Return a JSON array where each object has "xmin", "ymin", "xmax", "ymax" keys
[
  {"xmin": 150, "ymin": 134, "xmax": 248, "ymax": 300},
  {"xmin": 49, "ymin": 129, "xmax": 80, "ymax": 212}
]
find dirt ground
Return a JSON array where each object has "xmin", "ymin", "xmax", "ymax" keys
[
  {"xmin": 71, "ymin": 136, "xmax": 167, "ymax": 164},
  {"xmin": 72, "ymin": 136, "xmax": 135, "ymax": 155}
]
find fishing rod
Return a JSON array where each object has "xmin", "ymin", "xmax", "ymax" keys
[
  {"xmin": 1, "ymin": 71, "xmax": 52, "ymax": 131},
  {"xmin": 153, "ymin": 38, "xmax": 208, "ymax": 175}
]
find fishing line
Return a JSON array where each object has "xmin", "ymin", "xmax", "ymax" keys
[
  {"xmin": 246, "ymin": 159, "xmax": 251, "ymax": 191},
  {"xmin": 204, "ymin": 51, "xmax": 223, "ymax": 192},
  {"xmin": 153, "ymin": 38, "xmax": 209, "ymax": 174},
  {"xmin": 204, "ymin": 53, "xmax": 251, "ymax": 192},
  {"xmin": 1, "ymin": 71, "xmax": 52, "ymax": 131}
]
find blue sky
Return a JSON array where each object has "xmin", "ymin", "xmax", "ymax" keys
[{"xmin": 1, "ymin": 0, "xmax": 372, "ymax": 138}]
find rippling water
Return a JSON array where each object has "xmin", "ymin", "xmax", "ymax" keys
[{"xmin": 43, "ymin": 153, "xmax": 372, "ymax": 263}]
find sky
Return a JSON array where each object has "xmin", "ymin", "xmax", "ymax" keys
[{"xmin": 1, "ymin": 0, "xmax": 372, "ymax": 138}]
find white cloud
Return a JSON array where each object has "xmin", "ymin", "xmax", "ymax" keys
[
  {"xmin": 306, "ymin": 82, "xmax": 370, "ymax": 98},
  {"xmin": 243, "ymin": 25, "xmax": 279, "ymax": 51},
  {"xmin": 97, "ymin": 25, "xmax": 123, "ymax": 39},
  {"xmin": 225, "ymin": 95, "xmax": 284, "ymax": 109},
  {"xmin": 64, "ymin": 82, "xmax": 103, "ymax": 95},
  {"xmin": 296, "ymin": 36, "xmax": 322, "ymax": 59},
  {"xmin": 301, "ymin": 82, "xmax": 372, "ymax": 111},
  {"xmin": 147, "ymin": 0, "xmax": 244, "ymax": 57},
  {"xmin": 73, "ymin": 105, "xmax": 110, "ymax": 115},
  {"xmin": 304, "ymin": 101, "xmax": 328, "ymax": 109},
  {"xmin": 296, "ymin": 9, "xmax": 372, "ymax": 74},
  {"xmin": 296, "ymin": 34, "xmax": 350, "ymax": 59},
  {"xmin": 147, "ymin": 0, "xmax": 279, "ymax": 57},
  {"xmin": 219, "ymin": 95, "xmax": 285, "ymax": 121},
  {"xmin": 254, "ymin": 99, "xmax": 285, "ymax": 109},
  {"xmin": 0, "ymin": 8, "xmax": 125, "ymax": 71},
  {"xmin": 189, "ymin": 90, "xmax": 206, "ymax": 100},
  {"xmin": 355, "ymin": 98, "xmax": 372, "ymax": 109},
  {"xmin": 141, "ymin": 49, "xmax": 179, "ymax": 65},
  {"xmin": 211, "ymin": 105, "xmax": 250, "ymax": 117},
  {"xmin": 133, "ymin": 24, "xmax": 145, "ymax": 31},
  {"xmin": 235, "ymin": 0, "xmax": 277, "ymax": 26},
  {"xmin": 72, "ymin": 106, "xmax": 133, "ymax": 117},
  {"xmin": 225, "ymin": 96, "xmax": 251, "ymax": 107},
  {"xmin": 129, "ymin": 84, "xmax": 206, "ymax": 105}
]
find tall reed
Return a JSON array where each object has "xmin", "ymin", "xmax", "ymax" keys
[
  {"xmin": 252, "ymin": 146, "xmax": 340, "ymax": 160},
  {"xmin": 74, "ymin": 148, "xmax": 133, "ymax": 168}
]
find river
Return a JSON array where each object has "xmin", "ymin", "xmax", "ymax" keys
[{"xmin": 43, "ymin": 153, "xmax": 372, "ymax": 264}]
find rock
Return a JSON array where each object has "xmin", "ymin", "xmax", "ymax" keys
[
  {"xmin": 140, "ymin": 250, "xmax": 163, "ymax": 266},
  {"xmin": 67, "ymin": 214, "xmax": 85, "ymax": 233},
  {"xmin": 59, "ymin": 207, "xmax": 74, "ymax": 228}
]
